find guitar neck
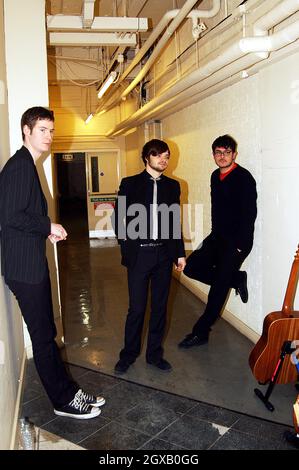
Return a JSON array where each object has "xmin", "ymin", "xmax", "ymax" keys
[{"xmin": 282, "ymin": 246, "xmax": 299, "ymax": 316}]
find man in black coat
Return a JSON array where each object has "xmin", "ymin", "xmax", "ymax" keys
[
  {"xmin": 179, "ymin": 134, "xmax": 257, "ymax": 348},
  {"xmin": 113, "ymin": 139, "xmax": 186, "ymax": 374},
  {"xmin": 0, "ymin": 107, "xmax": 105, "ymax": 418}
]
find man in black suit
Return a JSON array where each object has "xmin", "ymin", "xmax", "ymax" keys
[
  {"xmin": 113, "ymin": 139, "xmax": 186, "ymax": 374},
  {"xmin": 179, "ymin": 134, "xmax": 257, "ymax": 348},
  {"xmin": 0, "ymin": 107, "xmax": 105, "ymax": 419}
]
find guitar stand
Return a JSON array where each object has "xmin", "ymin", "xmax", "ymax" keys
[{"xmin": 254, "ymin": 340, "xmax": 295, "ymax": 412}]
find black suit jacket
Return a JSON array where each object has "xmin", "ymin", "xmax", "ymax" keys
[
  {"xmin": 0, "ymin": 146, "xmax": 51, "ymax": 283},
  {"xmin": 112, "ymin": 170, "xmax": 185, "ymax": 267}
]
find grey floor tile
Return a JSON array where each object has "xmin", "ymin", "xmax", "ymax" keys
[
  {"xmin": 43, "ymin": 414, "xmax": 110, "ymax": 444},
  {"xmin": 21, "ymin": 396, "xmax": 56, "ymax": 428},
  {"xmin": 150, "ymin": 389, "xmax": 198, "ymax": 414},
  {"xmin": 158, "ymin": 414, "xmax": 228, "ymax": 450},
  {"xmin": 231, "ymin": 415, "xmax": 294, "ymax": 441},
  {"xmin": 22, "ymin": 384, "xmax": 44, "ymax": 404},
  {"xmin": 139, "ymin": 437, "xmax": 186, "ymax": 450},
  {"xmin": 116, "ymin": 400, "xmax": 180, "ymax": 435},
  {"xmin": 210, "ymin": 429, "xmax": 297, "ymax": 450},
  {"xmin": 100, "ymin": 380, "xmax": 156, "ymax": 419},
  {"xmin": 75, "ymin": 369, "xmax": 121, "ymax": 395},
  {"xmin": 25, "ymin": 360, "xmax": 40, "ymax": 380},
  {"xmin": 186, "ymin": 402, "xmax": 241, "ymax": 427},
  {"xmin": 80, "ymin": 421, "xmax": 151, "ymax": 450},
  {"xmin": 24, "ymin": 367, "xmax": 43, "ymax": 391}
]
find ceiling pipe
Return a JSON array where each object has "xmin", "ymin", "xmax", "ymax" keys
[
  {"xmin": 49, "ymin": 32, "xmax": 137, "ymax": 46},
  {"xmin": 82, "ymin": 0, "xmax": 96, "ymax": 28},
  {"xmin": 252, "ymin": 0, "xmax": 299, "ymax": 59},
  {"xmin": 139, "ymin": 0, "xmax": 299, "ymax": 122},
  {"xmin": 142, "ymin": 60, "xmax": 259, "ymax": 124},
  {"xmin": 121, "ymin": 0, "xmax": 221, "ymax": 85},
  {"xmin": 47, "ymin": 15, "xmax": 149, "ymax": 32},
  {"xmin": 254, "ymin": 0, "xmax": 299, "ymax": 36},
  {"xmin": 97, "ymin": 0, "xmax": 221, "ymax": 114},
  {"xmin": 106, "ymin": 17, "xmax": 299, "ymax": 136}
]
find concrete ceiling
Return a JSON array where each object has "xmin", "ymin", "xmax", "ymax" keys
[
  {"xmin": 46, "ymin": 0, "xmax": 192, "ymax": 86},
  {"xmin": 46, "ymin": 0, "xmax": 187, "ymax": 26}
]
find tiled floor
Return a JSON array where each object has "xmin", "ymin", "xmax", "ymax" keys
[
  {"xmin": 21, "ymin": 359, "xmax": 296, "ymax": 450},
  {"xmin": 54, "ymin": 206, "xmax": 298, "ymax": 427},
  {"xmin": 20, "ymin": 202, "xmax": 299, "ymax": 450}
]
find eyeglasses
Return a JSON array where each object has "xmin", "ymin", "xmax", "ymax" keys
[{"xmin": 214, "ymin": 149, "xmax": 233, "ymax": 157}]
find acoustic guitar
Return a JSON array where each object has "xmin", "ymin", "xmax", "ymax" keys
[{"xmin": 249, "ymin": 245, "xmax": 299, "ymax": 384}]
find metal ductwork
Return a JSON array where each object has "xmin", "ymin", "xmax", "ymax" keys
[{"xmin": 105, "ymin": 1, "xmax": 299, "ymax": 136}]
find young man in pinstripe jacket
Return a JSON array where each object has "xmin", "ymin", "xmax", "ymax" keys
[{"xmin": 0, "ymin": 107, "xmax": 105, "ymax": 419}]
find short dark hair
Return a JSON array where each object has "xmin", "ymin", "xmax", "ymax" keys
[
  {"xmin": 212, "ymin": 134, "xmax": 237, "ymax": 153},
  {"xmin": 141, "ymin": 139, "xmax": 170, "ymax": 165},
  {"xmin": 21, "ymin": 106, "xmax": 54, "ymax": 140}
]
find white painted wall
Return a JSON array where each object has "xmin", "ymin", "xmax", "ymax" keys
[
  {"xmin": 0, "ymin": 0, "xmax": 25, "ymax": 450},
  {"xmin": 119, "ymin": 0, "xmax": 299, "ymax": 340},
  {"xmin": 259, "ymin": 53, "xmax": 299, "ymax": 317},
  {"xmin": 162, "ymin": 75, "xmax": 262, "ymax": 337},
  {"xmin": 161, "ymin": 50, "xmax": 299, "ymax": 338},
  {"xmin": 4, "ymin": 0, "xmax": 63, "ymax": 354}
]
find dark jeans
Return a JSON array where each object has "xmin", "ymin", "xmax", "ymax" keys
[
  {"xmin": 184, "ymin": 234, "xmax": 247, "ymax": 335},
  {"xmin": 6, "ymin": 270, "xmax": 78, "ymax": 408},
  {"xmin": 119, "ymin": 245, "xmax": 173, "ymax": 364}
]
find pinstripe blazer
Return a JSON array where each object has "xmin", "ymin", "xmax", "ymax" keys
[{"xmin": 0, "ymin": 146, "xmax": 51, "ymax": 283}]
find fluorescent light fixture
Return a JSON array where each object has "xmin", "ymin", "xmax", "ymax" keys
[
  {"xmin": 85, "ymin": 113, "xmax": 93, "ymax": 124},
  {"xmin": 97, "ymin": 71, "xmax": 117, "ymax": 99}
]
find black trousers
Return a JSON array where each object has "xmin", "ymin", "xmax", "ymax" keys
[
  {"xmin": 119, "ymin": 245, "xmax": 173, "ymax": 364},
  {"xmin": 6, "ymin": 269, "xmax": 78, "ymax": 408},
  {"xmin": 184, "ymin": 234, "xmax": 248, "ymax": 335}
]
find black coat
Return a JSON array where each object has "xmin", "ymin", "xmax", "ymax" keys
[
  {"xmin": 0, "ymin": 146, "xmax": 51, "ymax": 283},
  {"xmin": 112, "ymin": 170, "xmax": 185, "ymax": 267},
  {"xmin": 211, "ymin": 165, "xmax": 257, "ymax": 255}
]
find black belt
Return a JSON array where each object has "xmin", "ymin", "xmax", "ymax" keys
[{"xmin": 140, "ymin": 242, "xmax": 164, "ymax": 247}]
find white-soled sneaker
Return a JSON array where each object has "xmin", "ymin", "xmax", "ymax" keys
[
  {"xmin": 54, "ymin": 393, "xmax": 101, "ymax": 420},
  {"xmin": 76, "ymin": 388, "xmax": 106, "ymax": 407}
]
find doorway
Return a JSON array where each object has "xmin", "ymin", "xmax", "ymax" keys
[
  {"xmin": 55, "ymin": 152, "xmax": 88, "ymax": 239},
  {"xmin": 86, "ymin": 150, "xmax": 119, "ymax": 238}
]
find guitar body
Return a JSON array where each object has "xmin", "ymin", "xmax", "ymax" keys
[
  {"xmin": 249, "ymin": 311, "xmax": 299, "ymax": 384},
  {"xmin": 249, "ymin": 246, "xmax": 299, "ymax": 385}
]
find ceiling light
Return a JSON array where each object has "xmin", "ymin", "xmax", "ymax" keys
[
  {"xmin": 97, "ymin": 71, "xmax": 117, "ymax": 99},
  {"xmin": 85, "ymin": 113, "xmax": 93, "ymax": 124}
]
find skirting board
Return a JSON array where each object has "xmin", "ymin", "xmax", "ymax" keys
[
  {"xmin": 175, "ymin": 272, "xmax": 259, "ymax": 344},
  {"xmin": 9, "ymin": 349, "xmax": 27, "ymax": 450}
]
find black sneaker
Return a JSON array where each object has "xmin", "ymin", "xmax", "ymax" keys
[
  {"xmin": 54, "ymin": 392, "xmax": 101, "ymax": 419},
  {"xmin": 178, "ymin": 333, "xmax": 209, "ymax": 349},
  {"xmin": 76, "ymin": 389, "xmax": 105, "ymax": 407},
  {"xmin": 147, "ymin": 358, "xmax": 172, "ymax": 372},
  {"xmin": 114, "ymin": 359, "xmax": 131, "ymax": 374}
]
